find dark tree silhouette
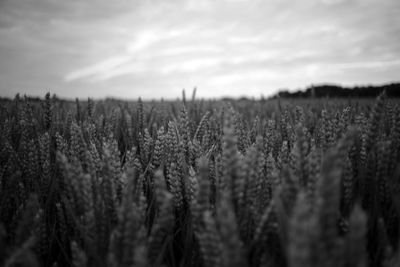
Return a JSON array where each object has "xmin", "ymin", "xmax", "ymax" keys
[{"xmin": 275, "ymin": 83, "xmax": 400, "ymax": 98}]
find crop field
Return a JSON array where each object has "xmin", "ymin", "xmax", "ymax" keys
[{"xmin": 0, "ymin": 92, "xmax": 399, "ymax": 267}]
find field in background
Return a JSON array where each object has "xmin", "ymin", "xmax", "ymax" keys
[{"xmin": 0, "ymin": 92, "xmax": 399, "ymax": 267}]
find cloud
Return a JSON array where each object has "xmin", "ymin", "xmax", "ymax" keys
[
  {"xmin": 161, "ymin": 58, "xmax": 222, "ymax": 74},
  {"xmin": 328, "ymin": 60, "xmax": 400, "ymax": 71},
  {"xmin": 65, "ymin": 56, "xmax": 133, "ymax": 82},
  {"xmin": 0, "ymin": 0, "xmax": 400, "ymax": 99},
  {"xmin": 319, "ymin": 0, "xmax": 352, "ymax": 5},
  {"xmin": 127, "ymin": 31, "xmax": 162, "ymax": 53}
]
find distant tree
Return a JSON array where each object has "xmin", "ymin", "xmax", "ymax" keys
[{"xmin": 274, "ymin": 83, "xmax": 400, "ymax": 98}]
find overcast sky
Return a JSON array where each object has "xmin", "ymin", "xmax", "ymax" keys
[{"xmin": 0, "ymin": 0, "xmax": 399, "ymax": 99}]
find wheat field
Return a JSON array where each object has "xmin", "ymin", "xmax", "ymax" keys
[{"xmin": 0, "ymin": 92, "xmax": 399, "ymax": 267}]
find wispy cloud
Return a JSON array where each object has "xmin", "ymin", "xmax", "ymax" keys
[
  {"xmin": 332, "ymin": 60, "xmax": 400, "ymax": 70},
  {"xmin": 65, "ymin": 56, "xmax": 132, "ymax": 81}
]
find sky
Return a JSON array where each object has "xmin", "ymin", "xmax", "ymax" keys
[{"xmin": 0, "ymin": 0, "xmax": 399, "ymax": 99}]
